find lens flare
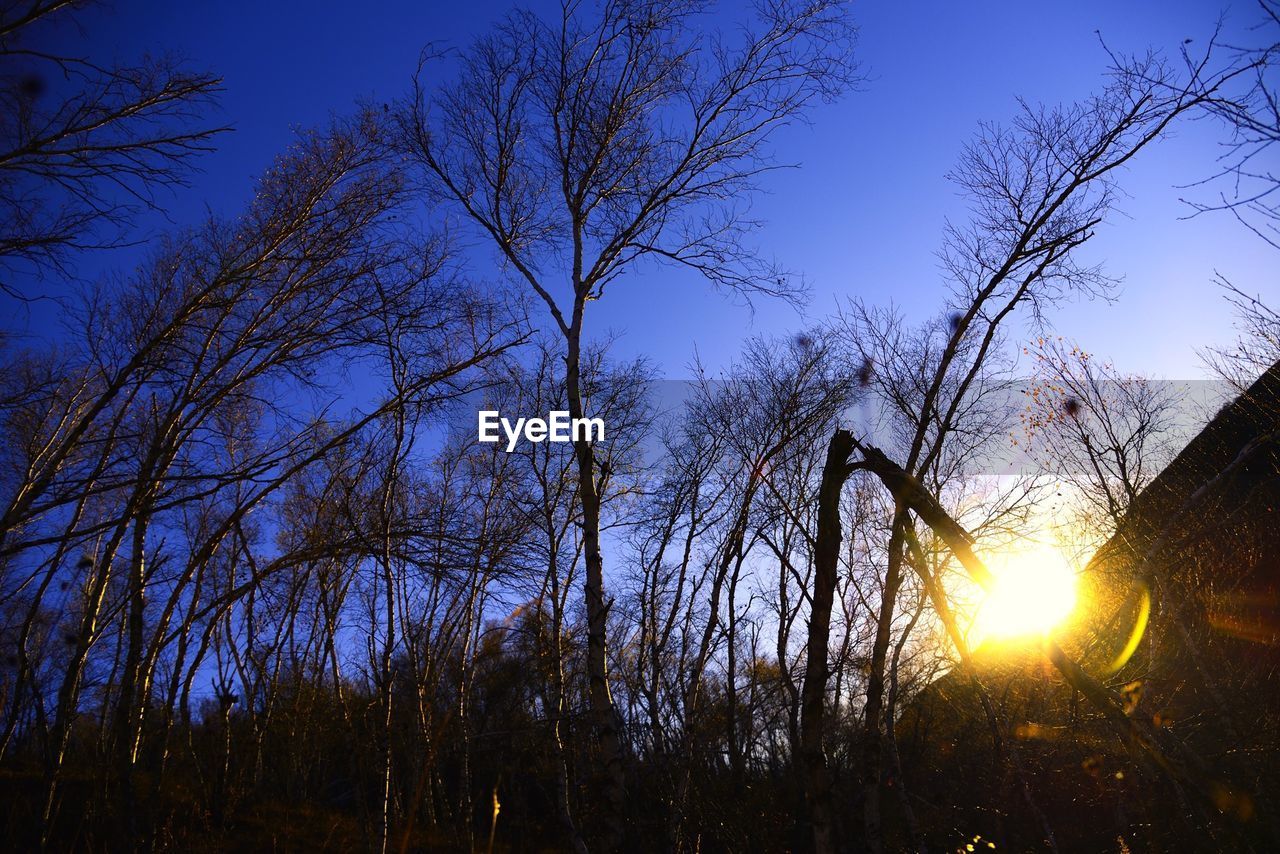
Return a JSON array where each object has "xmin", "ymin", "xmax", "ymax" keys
[{"xmin": 1104, "ymin": 583, "xmax": 1151, "ymax": 674}]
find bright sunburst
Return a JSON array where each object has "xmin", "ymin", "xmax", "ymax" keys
[{"xmin": 971, "ymin": 541, "xmax": 1078, "ymax": 644}]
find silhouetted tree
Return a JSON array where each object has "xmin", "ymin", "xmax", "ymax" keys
[
  {"xmin": 0, "ymin": 0, "xmax": 227, "ymax": 293},
  {"xmin": 395, "ymin": 1, "xmax": 856, "ymax": 845}
]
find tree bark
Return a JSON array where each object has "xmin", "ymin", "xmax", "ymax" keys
[
  {"xmin": 861, "ymin": 510, "xmax": 906, "ymax": 854},
  {"xmin": 799, "ymin": 429, "xmax": 856, "ymax": 853},
  {"xmin": 565, "ymin": 323, "xmax": 626, "ymax": 850}
]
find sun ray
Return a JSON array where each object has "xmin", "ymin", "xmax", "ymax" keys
[{"xmin": 971, "ymin": 542, "xmax": 1079, "ymax": 646}]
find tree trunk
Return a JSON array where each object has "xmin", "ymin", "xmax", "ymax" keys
[
  {"xmin": 113, "ymin": 511, "xmax": 151, "ymax": 847},
  {"xmin": 799, "ymin": 429, "xmax": 855, "ymax": 853},
  {"xmin": 861, "ymin": 511, "xmax": 907, "ymax": 854},
  {"xmin": 885, "ymin": 591, "xmax": 927, "ymax": 854},
  {"xmin": 565, "ymin": 323, "xmax": 626, "ymax": 850}
]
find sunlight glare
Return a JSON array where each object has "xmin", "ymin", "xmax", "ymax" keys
[{"xmin": 972, "ymin": 542, "xmax": 1078, "ymax": 644}]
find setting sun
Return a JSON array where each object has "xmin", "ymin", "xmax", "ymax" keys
[{"xmin": 971, "ymin": 542, "xmax": 1079, "ymax": 644}]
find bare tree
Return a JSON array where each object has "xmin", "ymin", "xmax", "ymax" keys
[
  {"xmin": 1185, "ymin": 1, "xmax": 1280, "ymax": 247},
  {"xmin": 1201, "ymin": 279, "xmax": 1280, "ymax": 391},
  {"xmin": 1022, "ymin": 337, "xmax": 1185, "ymax": 548},
  {"xmin": 0, "ymin": 0, "xmax": 228, "ymax": 293},
  {"xmin": 395, "ymin": 1, "xmax": 856, "ymax": 844},
  {"xmin": 806, "ymin": 40, "xmax": 1259, "ymax": 853},
  {"xmin": 0, "ymin": 110, "xmax": 520, "ymax": 846}
]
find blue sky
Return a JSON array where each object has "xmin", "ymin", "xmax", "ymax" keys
[{"xmin": 13, "ymin": 0, "xmax": 1278, "ymax": 380}]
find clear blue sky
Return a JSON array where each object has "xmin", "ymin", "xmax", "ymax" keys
[{"xmin": 14, "ymin": 0, "xmax": 1278, "ymax": 380}]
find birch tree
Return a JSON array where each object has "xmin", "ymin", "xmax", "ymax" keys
[{"xmin": 396, "ymin": 1, "xmax": 856, "ymax": 843}]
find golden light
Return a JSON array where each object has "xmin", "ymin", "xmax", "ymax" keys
[{"xmin": 971, "ymin": 541, "xmax": 1078, "ymax": 645}]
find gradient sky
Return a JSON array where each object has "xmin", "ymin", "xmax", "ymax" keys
[{"xmin": 12, "ymin": 0, "xmax": 1278, "ymax": 381}]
